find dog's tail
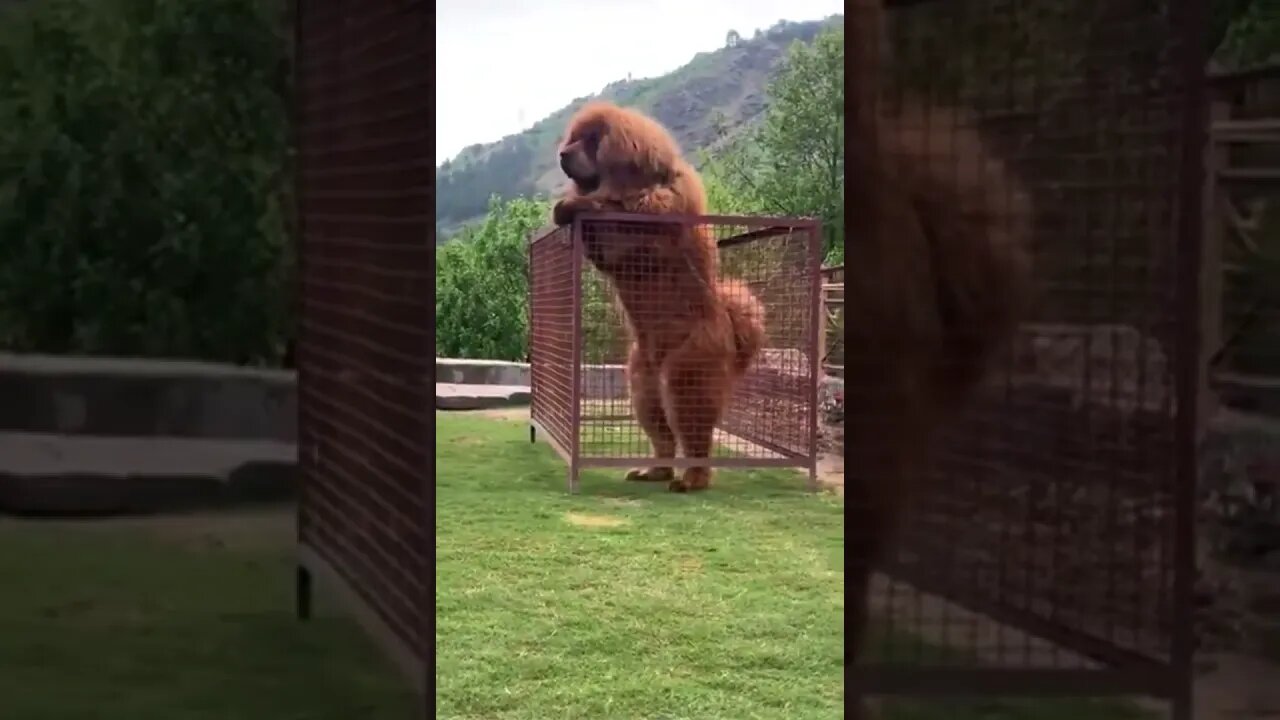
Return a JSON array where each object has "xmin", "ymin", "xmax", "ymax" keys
[
  {"xmin": 883, "ymin": 103, "xmax": 1033, "ymax": 414},
  {"xmin": 717, "ymin": 278, "xmax": 767, "ymax": 377}
]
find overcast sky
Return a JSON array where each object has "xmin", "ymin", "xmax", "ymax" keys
[{"xmin": 436, "ymin": 0, "xmax": 843, "ymax": 164}]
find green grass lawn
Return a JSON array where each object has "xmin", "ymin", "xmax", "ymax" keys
[
  {"xmin": 437, "ymin": 411, "xmax": 1157, "ymax": 720},
  {"xmin": 0, "ymin": 509, "xmax": 416, "ymax": 719},
  {"xmin": 0, "ymin": 411, "xmax": 1156, "ymax": 720}
]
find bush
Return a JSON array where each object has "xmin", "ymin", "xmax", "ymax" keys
[
  {"xmin": 0, "ymin": 0, "xmax": 291, "ymax": 364},
  {"xmin": 436, "ymin": 196, "xmax": 549, "ymax": 361}
]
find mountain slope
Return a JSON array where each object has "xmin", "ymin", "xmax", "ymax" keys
[{"xmin": 434, "ymin": 16, "xmax": 841, "ymax": 239}]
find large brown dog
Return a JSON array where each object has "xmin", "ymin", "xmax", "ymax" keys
[
  {"xmin": 843, "ymin": 1, "xmax": 1033, "ymax": 717},
  {"xmin": 552, "ymin": 101, "xmax": 766, "ymax": 493}
]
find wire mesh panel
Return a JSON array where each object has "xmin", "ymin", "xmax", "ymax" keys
[
  {"xmin": 528, "ymin": 224, "xmax": 578, "ymax": 459},
  {"xmin": 852, "ymin": 0, "xmax": 1205, "ymax": 715},
  {"xmin": 293, "ymin": 0, "xmax": 433, "ymax": 701},
  {"xmin": 528, "ymin": 213, "xmax": 822, "ymax": 492}
]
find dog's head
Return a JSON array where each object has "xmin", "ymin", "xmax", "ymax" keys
[{"xmin": 557, "ymin": 101, "xmax": 681, "ymax": 193}]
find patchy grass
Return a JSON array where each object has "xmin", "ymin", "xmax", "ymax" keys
[
  {"xmin": 0, "ymin": 509, "xmax": 415, "ymax": 720},
  {"xmin": 436, "ymin": 411, "xmax": 1156, "ymax": 720}
]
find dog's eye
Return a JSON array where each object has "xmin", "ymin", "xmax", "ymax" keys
[{"xmin": 583, "ymin": 131, "xmax": 600, "ymax": 155}]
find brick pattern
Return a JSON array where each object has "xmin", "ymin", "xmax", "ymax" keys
[{"xmin": 295, "ymin": 0, "xmax": 433, "ymax": 659}]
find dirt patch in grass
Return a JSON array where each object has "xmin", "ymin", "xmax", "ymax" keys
[
  {"xmin": 600, "ymin": 496, "xmax": 646, "ymax": 509},
  {"xmin": 2, "ymin": 507, "xmax": 296, "ymax": 552},
  {"xmin": 817, "ymin": 452, "xmax": 843, "ymax": 496},
  {"xmin": 563, "ymin": 511, "xmax": 629, "ymax": 528},
  {"xmin": 673, "ymin": 555, "xmax": 704, "ymax": 574},
  {"xmin": 473, "ymin": 406, "xmax": 531, "ymax": 421}
]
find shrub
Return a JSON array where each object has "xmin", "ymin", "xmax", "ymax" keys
[
  {"xmin": 0, "ymin": 0, "xmax": 291, "ymax": 364},
  {"xmin": 436, "ymin": 196, "xmax": 549, "ymax": 361}
]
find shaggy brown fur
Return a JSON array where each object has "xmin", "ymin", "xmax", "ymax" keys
[
  {"xmin": 844, "ymin": 2, "xmax": 1034, "ymax": 717},
  {"xmin": 552, "ymin": 101, "xmax": 766, "ymax": 493}
]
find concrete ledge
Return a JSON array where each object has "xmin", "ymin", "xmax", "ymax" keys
[
  {"xmin": 0, "ymin": 352, "xmax": 296, "ymax": 442},
  {"xmin": 0, "ymin": 353, "xmax": 636, "ymax": 442},
  {"xmin": 0, "ymin": 432, "xmax": 296, "ymax": 516},
  {"xmin": 1216, "ymin": 372, "xmax": 1280, "ymax": 419},
  {"xmin": 436, "ymin": 358, "xmax": 628, "ymax": 399},
  {"xmin": 0, "ymin": 354, "xmax": 627, "ymax": 440},
  {"xmin": 436, "ymin": 383, "xmax": 530, "ymax": 410},
  {"xmin": 436, "ymin": 358, "xmax": 530, "ymax": 386}
]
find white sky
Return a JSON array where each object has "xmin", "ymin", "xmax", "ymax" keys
[{"xmin": 436, "ymin": 0, "xmax": 844, "ymax": 164}]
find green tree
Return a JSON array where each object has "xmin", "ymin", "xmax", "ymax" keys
[
  {"xmin": 0, "ymin": 0, "xmax": 291, "ymax": 364},
  {"xmin": 435, "ymin": 196, "xmax": 549, "ymax": 361},
  {"xmin": 700, "ymin": 150, "xmax": 759, "ymax": 215},
  {"xmin": 702, "ymin": 26, "xmax": 844, "ymax": 263},
  {"xmin": 1215, "ymin": 0, "xmax": 1280, "ymax": 66}
]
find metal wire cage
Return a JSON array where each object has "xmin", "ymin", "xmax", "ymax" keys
[
  {"xmin": 528, "ymin": 213, "xmax": 824, "ymax": 493},
  {"xmin": 855, "ymin": 0, "xmax": 1207, "ymax": 717}
]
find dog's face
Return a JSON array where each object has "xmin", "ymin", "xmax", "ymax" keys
[
  {"xmin": 558, "ymin": 120, "xmax": 603, "ymax": 193},
  {"xmin": 557, "ymin": 103, "xmax": 680, "ymax": 193}
]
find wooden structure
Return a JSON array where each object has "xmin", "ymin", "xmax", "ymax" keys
[
  {"xmin": 819, "ymin": 264, "xmax": 844, "ymax": 378},
  {"xmin": 1205, "ymin": 61, "xmax": 1280, "ymax": 419}
]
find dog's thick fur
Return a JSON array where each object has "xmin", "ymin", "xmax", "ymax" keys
[
  {"xmin": 552, "ymin": 101, "xmax": 766, "ymax": 493},
  {"xmin": 843, "ymin": 2, "xmax": 1034, "ymax": 717}
]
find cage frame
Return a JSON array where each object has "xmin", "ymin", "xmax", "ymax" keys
[{"xmin": 528, "ymin": 211, "xmax": 825, "ymax": 493}]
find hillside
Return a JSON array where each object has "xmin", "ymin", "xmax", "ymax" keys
[{"xmin": 434, "ymin": 15, "xmax": 841, "ymax": 240}]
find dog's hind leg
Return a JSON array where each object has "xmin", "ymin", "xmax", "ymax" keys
[
  {"xmin": 624, "ymin": 344, "xmax": 676, "ymax": 483},
  {"xmin": 661, "ymin": 339, "xmax": 732, "ymax": 493}
]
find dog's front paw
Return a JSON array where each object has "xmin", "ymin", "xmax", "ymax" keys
[
  {"xmin": 552, "ymin": 199, "xmax": 577, "ymax": 226},
  {"xmin": 554, "ymin": 196, "xmax": 604, "ymax": 226}
]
